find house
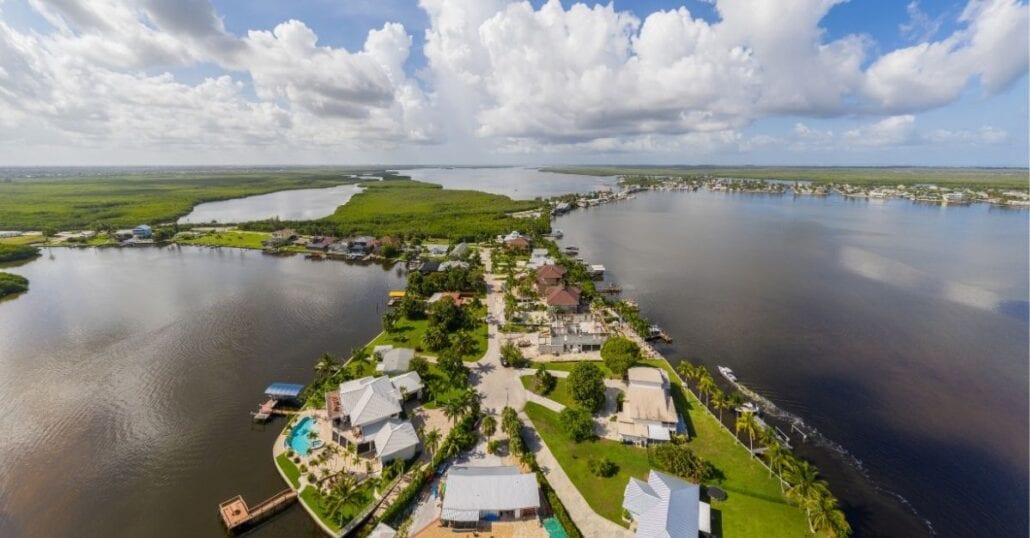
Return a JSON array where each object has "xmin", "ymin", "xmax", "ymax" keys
[
  {"xmin": 528, "ymin": 248, "xmax": 554, "ymax": 269},
  {"xmin": 328, "ymin": 240, "xmax": 351, "ymax": 254},
  {"xmin": 427, "ymin": 292, "xmax": 466, "ymax": 306},
  {"xmin": 425, "ymin": 244, "xmax": 449, "ymax": 257},
  {"xmin": 390, "ymin": 371, "xmax": 424, "ymax": 400},
  {"xmin": 617, "ymin": 367, "xmax": 679, "ymax": 445},
  {"xmin": 504, "ymin": 237, "xmax": 530, "ymax": 251},
  {"xmin": 0, "ymin": 231, "xmax": 23, "ymax": 238},
  {"xmin": 114, "ymin": 229, "xmax": 135, "ymax": 241},
  {"xmin": 417, "ymin": 260, "xmax": 441, "ymax": 274},
  {"xmin": 622, "ymin": 470, "xmax": 711, "ymax": 537},
  {"xmin": 440, "ymin": 466, "xmax": 541, "ymax": 529},
  {"xmin": 544, "ymin": 285, "xmax": 581, "ymax": 312},
  {"xmin": 349, "ymin": 236, "xmax": 376, "ymax": 254},
  {"xmin": 327, "ymin": 376, "xmax": 404, "ymax": 452},
  {"xmin": 438, "ymin": 260, "xmax": 469, "ymax": 271},
  {"xmin": 377, "ymin": 347, "xmax": 414, "ymax": 374},
  {"xmin": 536, "ymin": 264, "xmax": 567, "ymax": 287},
  {"xmin": 132, "ymin": 224, "xmax": 152, "ymax": 239},
  {"xmin": 368, "ymin": 522, "xmax": 397, "ymax": 538},
  {"xmin": 306, "ymin": 236, "xmax": 336, "ymax": 250},
  {"xmin": 538, "ymin": 314, "xmax": 607, "ymax": 355},
  {"xmin": 368, "ymin": 418, "xmax": 420, "ymax": 464},
  {"xmin": 449, "ymin": 242, "xmax": 469, "ymax": 259},
  {"xmin": 262, "ymin": 229, "xmax": 296, "ymax": 247}
]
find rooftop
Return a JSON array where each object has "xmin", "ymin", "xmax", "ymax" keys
[
  {"xmin": 442, "ymin": 465, "xmax": 540, "ymax": 520},
  {"xmin": 623, "ymin": 470, "xmax": 710, "ymax": 538}
]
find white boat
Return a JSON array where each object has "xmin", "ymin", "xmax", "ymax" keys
[
  {"xmin": 735, "ymin": 402, "xmax": 760, "ymax": 415},
  {"xmin": 718, "ymin": 365, "xmax": 737, "ymax": 382},
  {"xmin": 551, "ymin": 229, "xmax": 563, "ymax": 238}
]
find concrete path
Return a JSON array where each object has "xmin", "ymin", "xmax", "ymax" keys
[
  {"xmin": 473, "ymin": 248, "xmax": 528, "ymax": 416},
  {"xmin": 519, "ymin": 411, "xmax": 633, "ymax": 538},
  {"xmin": 525, "ymin": 391, "xmax": 565, "ymax": 412}
]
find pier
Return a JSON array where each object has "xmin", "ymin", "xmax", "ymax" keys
[
  {"xmin": 252, "ymin": 382, "xmax": 305, "ymax": 422},
  {"xmin": 219, "ymin": 488, "xmax": 297, "ymax": 533}
]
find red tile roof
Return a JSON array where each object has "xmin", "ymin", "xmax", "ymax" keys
[
  {"xmin": 545, "ymin": 285, "xmax": 581, "ymax": 307},
  {"xmin": 536, "ymin": 264, "xmax": 566, "ymax": 280}
]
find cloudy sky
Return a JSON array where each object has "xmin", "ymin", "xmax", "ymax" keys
[{"xmin": 0, "ymin": 0, "xmax": 1026, "ymax": 166}]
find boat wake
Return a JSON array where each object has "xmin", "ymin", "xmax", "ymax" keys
[{"xmin": 726, "ymin": 375, "xmax": 938, "ymax": 536}]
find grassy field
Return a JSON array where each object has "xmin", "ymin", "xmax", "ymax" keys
[
  {"xmin": 275, "ymin": 453, "xmax": 302, "ymax": 489},
  {"xmin": 322, "ymin": 179, "xmax": 549, "ymax": 240},
  {"xmin": 371, "ymin": 307, "xmax": 489, "ymax": 362},
  {"xmin": 0, "ymin": 235, "xmax": 43, "ymax": 246},
  {"xmin": 299, "ymin": 479, "xmax": 376, "ymax": 532},
  {"xmin": 543, "ymin": 166, "xmax": 1029, "ymax": 190},
  {"xmin": 0, "ymin": 169, "xmax": 369, "ymax": 230},
  {"xmin": 175, "ymin": 230, "xmax": 271, "ymax": 249},
  {"xmin": 520, "ymin": 375, "xmax": 576, "ymax": 408},
  {"xmin": 524, "ymin": 358, "xmax": 811, "ymax": 537}
]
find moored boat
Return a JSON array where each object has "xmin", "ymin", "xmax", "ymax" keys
[{"xmin": 718, "ymin": 365, "xmax": 737, "ymax": 382}]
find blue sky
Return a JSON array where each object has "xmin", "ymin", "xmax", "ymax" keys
[{"xmin": 0, "ymin": 0, "xmax": 1026, "ymax": 166}]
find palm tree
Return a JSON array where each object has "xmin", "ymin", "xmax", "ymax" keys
[
  {"xmin": 784, "ymin": 460, "xmax": 831, "ymax": 533},
  {"xmin": 727, "ymin": 392, "xmax": 744, "ymax": 413},
  {"xmin": 764, "ymin": 440, "xmax": 789, "ymax": 491},
  {"xmin": 314, "ymin": 352, "xmax": 339, "ymax": 380},
  {"xmin": 423, "ymin": 428, "xmax": 441, "ymax": 455},
  {"xmin": 809, "ymin": 493, "xmax": 851, "ymax": 537},
  {"xmin": 711, "ymin": 389, "xmax": 729, "ymax": 421},
  {"xmin": 450, "ymin": 330, "xmax": 476, "ymax": 358},
  {"xmin": 734, "ymin": 411, "xmax": 761, "ymax": 454},
  {"xmin": 322, "ymin": 475, "xmax": 358, "ymax": 527},
  {"xmin": 675, "ymin": 362, "xmax": 696, "ymax": 382},
  {"xmin": 481, "ymin": 415, "xmax": 497, "ymax": 438},
  {"xmin": 443, "ymin": 399, "xmax": 465, "ymax": 425},
  {"xmin": 697, "ymin": 372, "xmax": 716, "ymax": 406}
]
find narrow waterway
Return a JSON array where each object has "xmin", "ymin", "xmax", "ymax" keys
[
  {"xmin": 0, "ymin": 247, "xmax": 404, "ymax": 537},
  {"xmin": 178, "ymin": 184, "xmax": 364, "ymax": 224},
  {"xmin": 404, "ymin": 167, "xmax": 617, "ymax": 199},
  {"xmin": 555, "ymin": 191, "xmax": 1029, "ymax": 537}
]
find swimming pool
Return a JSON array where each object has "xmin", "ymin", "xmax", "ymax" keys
[
  {"xmin": 542, "ymin": 517, "xmax": 569, "ymax": 538},
  {"xmin": 286, "ymin": 416, "xmax": 316, "ymax": 456}
]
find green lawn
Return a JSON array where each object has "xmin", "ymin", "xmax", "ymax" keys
[
  {"xmin": 176, "ymin": 231, "xmax": 271, "ymax": 249},
  {"xmin": 520, "ymin": 375, "xmax": 576, "ymax": 408},
  {"xmin": 531, "ymin": 358, "xmax": 672, "ymax": 379},
  {"xmin": 298, "ymin": 479, "xmax": 376, "ymax": 533},
  {"xmin": 275, "ymin": 453, "xmax": 301, "ymax": 489},
  {"xmin": 525, "ymin": 357, "xmax": 811, "ymax": 537},
  {"xmin": 371, "ymin": 308, "xmax": 488, "ymax": 362},
  {"xmin": 525, "ymin": 402, "xmax": 649, "ymax": 527}
]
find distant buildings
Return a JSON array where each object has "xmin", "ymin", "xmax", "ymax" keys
[
  {"xmin": 440, "ymin": 465, "xmax": 541, "ymax": 529},
  {"xmin": 623, "ymin": 470, "xmax": 711, "ymax": 537}
]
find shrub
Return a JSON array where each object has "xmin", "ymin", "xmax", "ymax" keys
[
  {"xmin": 587, "ymin": 457, "xmax": 618, "ymax": 478},
  {"xmin": 559, "ymin": 407, "xmax": 595, "ymax": 443},
  {"xmin": 487, "ymin": 439, "xmax": 500, "ymax": 455},
  {"xmin": 653, "ymin": 443, "xmax": 716, "ymax": 483},
  {"xmin": 501, "ymin": 341, "xmax": 529, "ymax": 368},
  {"xmin": 307, "ymin": 472, "xmax": 317, "ymax": 482},
  {"xmin": 533, "ymin": 365, "xmax": 556, "ymax": 394},
  {"xmin": 601, "ymin": 336, "xmax": 640, "ymax": 377}
]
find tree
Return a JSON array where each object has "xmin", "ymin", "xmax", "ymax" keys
[
  {"xmin": 381, "ymin": 310, "xmax": 400, "ymax": 333},
  {"xmin": 423, "ymin": 428, "xmax": 441, "ymax": 455},
  {"xmin": 533, "ymin": 364, "xmax": 556, "ymax": 394},
  {"xmin": 559, "ymin": 407, "xmax": 595, "ymax": 442},
  {"xmin": 322, "ymin": 474, "xmax": 359, "ymax": 527},
  {"xmin": 784, "ymin": 460, "xmax": 832, "ymax": 533},
  {"xmin": 735, "ymin": 411, "xmax": 761, "ymax": 454},
  {"xmin": 410, "ymin": 355, "xmax": 430, "ymax": 378},
  {"xmin": 481, "ymin": 415, "xmax": 497, "ymax": 437},
  {"xmin": 501, "ymin": 406, "xmax": 520, "ymax": 438},
  {"xmin": 398, "ymin": 295, "xmax": 426, "ymax": 320},
  {"xmin": 764, "ymin": 440, "xmax": 790, "ymax": 491},
  {"xmin": 567, "ymin": 362, "xmax": 606, "ymax": 413},
  {"xmin": 809, "ymin": 494, "xmax": 851, "ymax": 537},
  {"xmin": 450, "ymin": 330, "xmax": 476, "ymax": 358},
  {"xmin": 653, "ymin": 443, "xmax": 716, "ymax": 483},
  {"xmin": 422, "ymin": 325, "xmax": 449, "ymax": 351},
  {"xmin": 601, "ymin": 336, "xmax": 640, "ymax": 377},
  {"xmin": 587, "ymin": 457, "xmax": 618, "ymax": 477},
  {"xmin": 428, "ymin": 297, "xmax": 467, "ymax": 332},
  {"xmin": 711, "ymin": 389, "xmax": 729, "ymax": 422},
  {"xmin": 697, "ymin": 370, "xmax": 716, "ymax": 406},
  {"xmin": 676, "ymin": 361, "xmax": 697, "ymax": 382},
  {"xmin": 500, "ymin": 341, "xmax": 528, "ymax": 368},
  {"xmin": 443, "ymin": 399, "xmax": 465, "ymax": 425},
  {"xmin": 437, "ymin": 349, "xmax": 468, "ymax": 386},
  {"xmin": 314, "ymin": 352, "xmax": 339, "ymax": 381}
]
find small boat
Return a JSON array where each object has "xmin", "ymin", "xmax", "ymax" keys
[
  {"xmin": 718, "ymin": 366, "xmax": 737, "ymax": 383},
  {"xmin": 551, "ymin": 229, "xmax": 564, "ymax": 238},
  {"xmin": 564, "ymin": 245, "xmax": 579, "ymax": 253},
  {"xmin": 735, "ymin": 402, "xmax": 760, "ymax": 415}
]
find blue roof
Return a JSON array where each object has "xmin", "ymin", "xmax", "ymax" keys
[{"xmin": 265, "ymin": 383, "xmax": 305, "ymax": 399}]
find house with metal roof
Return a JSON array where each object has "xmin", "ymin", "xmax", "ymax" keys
[
  {"xmin": 390, "ymin": 371, "xmax": 424, "ymax": 400},
  {"xmin": 623, "ymin": 470, "xmax": 711, "ymax": 537},
  {"xmin": 264, "ymin": 383, "xmax": 305, "ymax": 401},
  {"xmin": 617, "ymin": 367, "xmax": 680, "ymax": 445},
  {"xmin": 440, "ymin": 466, "xmax": 541, "ymax": 529},
  {"xmin": 449, "ymin": 242, "xmax": 469, "ymax": 259},
  {"xmin": 377, "ymin": 347, "xmax": 414, "ymax": 374},
  {"xmin": 368, "ymin": 418, "xmax": 420, "ymax": 464}
]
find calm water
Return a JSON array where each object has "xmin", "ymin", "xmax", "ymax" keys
[
  {"xmin": 0, "ymin": 247, "xmax": 403, "ymax": 537},
  {"xmin": 404, "ymin": 167, "xmax": 617, "ymax": 199},
  {"xmin": 557, "ymin": 192, "xmax": 1029, "ymax": 537},
  {"xmin": 178, "ymin": 184, "xmax": 363, "ymax": 224}
]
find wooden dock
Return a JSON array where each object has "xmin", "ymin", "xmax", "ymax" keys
[
  {"xmin": 252, "ymin": 398, "xmax": 278, "ymax": 422},
  {"xmin": 219, "ymin": 488, "xmax": 297, "ymax": 533}
]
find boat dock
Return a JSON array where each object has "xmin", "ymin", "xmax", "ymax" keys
[
  {"xmin": 252, "ymin": 383, "xmax": 305, "ymax": 422},
  {"xmin": 219, "ymin": 488, "xmax": 297, "ymax": 533}
]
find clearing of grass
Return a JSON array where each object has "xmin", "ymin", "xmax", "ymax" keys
[
  {"xmin": 275, "ymin": 453, "xmax": 302, "ymax": 489},
  {"xmin": 520, "ymin": 375, "xmax": 576, "ymax": 408},
  {"xmin": 299, "ymin": 479, "xmax": 376, "ymax": 533},
  {"xmin": 0, "ymin": 235, "xmax": 43, "ymax": 246},
  {"xmin": 372, "ymin": 307, "xmax": 488, "ymax": 362},
  {"xmin": 176, "ymin": 231, "xmax": 271, "ymax": 249},
  {"xmin": 525, "ymin": 369, "xmax": 810, "ymax": 537}
]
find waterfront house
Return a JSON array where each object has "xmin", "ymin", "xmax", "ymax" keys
[
  {"xmin": 617, "ymin": 367, "xmax": 679, "ymax": 445},
  {"xmin": 306, "ymin": 236, "xmax": 336, "ymax": 250},
  {"xmin": 427, "ymin": 291, "xmax": 467, "ymax": 306},
  {"xmin": 390, "ymin": 371, "xmax": 424, "ymax": 400},
  {"xmin": 425, "ymin": 244, "xmax": 449, "ymax": 257},
  {"xmin": 527, "ymin": 248, "xmax": 554, "ymax": 269},
  {"xmin": 262, "ymin": 229, "xmax": 296, "ymax": 248},
  {"xmin": 622, "ymin": 470, "xmax": 711, "ymax": 537},
  {"xmin": 449, "ymin": 242, "xmax": 469, "ymax": 259},
  {"xmin": 417, "ymin": 260, "xmax": 441, "ymax": 274},
  {"xmin": 114, "ymin": 229, "xmax": 135, "ymax": 241},
  {"xmin": 328, "ymin": 240, "xmax": 351, "ymax": 255},
  {"xmin": 544, "ymin": 285, "xmax": 581, "ymax": 312},
  {"xmin": 368, "ymin": 418, "xmax": 420, "ymax": 464},
  {"xmin": 438, "ymin": 260, "xmax": 469, "ymax": 272},
  {"xmin": 327, "ymin": 376, "xmax": 403, "ymax": 452},
  {"xmin": 377, "ymin": 347, "xmax": 414, "ymax": 375},
  {"xmin": 132, "ymin": 224, "xmax": 152, "ymax": 239},
  {"xmin": 349, "ymin": 236, "xmax": 375, "ymax": 254},
  {"xmin": 440, "ymin": 466, "xmax": 541, "ymax": 529},
  {"xmin": 536, "ymin": 264, "xmax": 567, "ymax": 288},
  {"xmin": 538, "ymin": 314, "xmax": 607, "ymax": 355},
  {"xmin": 504, "ymin": 237, "xmax": 530, "ymax": 251}
]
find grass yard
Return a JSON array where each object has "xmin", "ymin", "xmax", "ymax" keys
[
  {"xmin": 520, "ymin": 375, "xmax": 576, "ymax": 408},
  {"xmin": 275, "ymin": 453, "xmax": 302, "ymax": 489},
  {"xmin": 525, "ymin": 402, "xmax": 649, "ymax": 527},
  {"xmin": 175, "ymin": 230, "xmax": 271, "ymax": 249},
  {"xmin": 524, "ymin": 354, "xmax": 811, "ymax": 537},
  {"xmin": 298, "ymin": 479, "xmax": 376, "ymax": 533},
  {"xmin": 372, "ymin": 308, "xmax": 488, "ymax": 362}
]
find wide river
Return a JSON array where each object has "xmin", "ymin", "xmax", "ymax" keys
[
  {"xmin": 556, "ymin": 191, "xmax": 1028, "ymax": 537},
  {"xmin": 404, "ymin": 167, "xmax": 617, "ymax": 199},
  {"xmin": 0, "ymin": 247, "xmax": 403, "ymax": 537},
  {"xmin": 178, "ymin": 184, "xmax": 364, "ymax": 224}
]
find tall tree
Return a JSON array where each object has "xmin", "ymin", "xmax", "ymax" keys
[
  {"xmin": 784, "ymin": 460, "xmax": 832, "ymax": 533},
  {"xmin": 567, "ymin": 361, "xmax": 607, "ymax": 413},
  {"xmin": 322, "ymin": 475, "xmax": 358, "ymax": 527},
  {"xmin": 735, "ymin": 411, "xmax": 761, "ymax": 454}
]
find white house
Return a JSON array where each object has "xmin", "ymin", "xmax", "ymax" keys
[
  {"xmin": 440, "ymin": 466, "xmax": 541, "ymax": 529},
  {"xmin": 377, "ymin": 347, "xmax": 414, "ymax": 374},
  {"xmin": 623, "ymin": 470, "xmax": 711, "ymax": 537},
  {"xmin": 617, "ymin": 367, "xmax": 679, "ymax": 445},
  {"xmin": 368, "ymin": 419, "xmax": 420, "ymax": 464},
  {"xmin": 390, "ymin": 371, "xmax": 424, "ymax": 400}
]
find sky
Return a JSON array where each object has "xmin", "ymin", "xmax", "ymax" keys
[{"xmin": 0, "ymin": 0, "xmax": 1026, "ymax": 167}]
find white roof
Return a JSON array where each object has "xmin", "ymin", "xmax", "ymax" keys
[
  {"xmin": 368, "ymin": 522, "xmax": 397, "ymax": 538},
  {"xmin": 373, "ymin": 345, "xmax": 394, "ymax": 355},
  {"xmin": 623, "ymin": 470, "xmax": 704, "ymax": 538},
  {"xmin": 439, "ymin": 260, "xmax": 469, "ymax": 271},
  {"xmin": 379, "ymin": 348, "xmax": 414, "ymax": 373},
  {"xmin": 442, "ymin": 466, "xmax": 540, "ymax": 515},
  {"xmin": 390, "ymin": 371, "xmax": 424, "ymax": 395},
  {"xmin": 627, "ymin": 367, "xmax": 666, "ymax": 385},
  {"xmin": 371, "ymin": 419, "xmax": 420, "ymax": 459},
  {"xmin": 338, "ymin": 376, "xmax": 402, "ymax": 427}
]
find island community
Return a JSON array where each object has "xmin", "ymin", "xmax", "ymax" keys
[{"xmin": 232, "ymin": 232, "xmax": 851, "ymax": 538}]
